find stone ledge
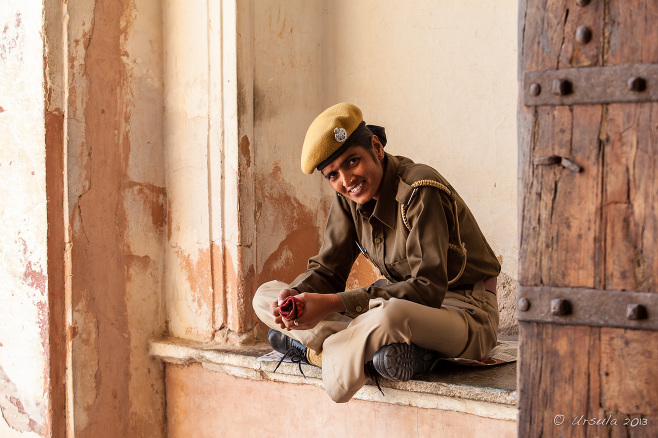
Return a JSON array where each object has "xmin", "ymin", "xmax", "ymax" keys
[{"xmin": 150, "ymin": 338, "xmax": 518, "ymax": 421}]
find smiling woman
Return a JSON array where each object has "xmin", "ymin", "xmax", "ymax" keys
[
  {"xmin": 252, "ymin": 102, "xmax": 501, "ymax": 403},
  {"xmin": 321, "ymin": 139, "xmax": 385, "ymax": 203},
  {"xmin": 306, "ymin": 103, "xmax": 387, "ymax": 204}
]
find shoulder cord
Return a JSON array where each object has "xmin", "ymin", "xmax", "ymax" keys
[{"xmin": 400, "ymin": 179, "xmax": 467, "ymax": 286}]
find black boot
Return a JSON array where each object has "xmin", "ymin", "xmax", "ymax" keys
[
  {"xmin": 268, "ymin": 329, "xmax": 309, "ymax": 376},
  {"xmin": 268, "ymin": 328, "xmax": 303, "ymax": 354},
  {"xmin": 372, "ymin": 343, "xmax": 440, "ymax": 382}
]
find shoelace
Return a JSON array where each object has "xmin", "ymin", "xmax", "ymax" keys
[
  {"xmin": 273, "ymin": 346, "xmax": 307, "ymax": 378},
  {"xmin": 365, "ymin": 362, "xmax": 385, "ymax": 397}
]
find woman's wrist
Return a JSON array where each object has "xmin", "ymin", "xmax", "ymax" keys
[{"xmin": 329, "ymin": 293, "xmax": 346, "ymax": 313}]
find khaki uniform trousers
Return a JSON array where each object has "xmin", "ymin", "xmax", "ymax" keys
[{"xmin": 252, "ymin": 280, "xmax": 499, "ymax": 403}]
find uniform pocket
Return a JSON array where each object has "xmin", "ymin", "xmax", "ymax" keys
[
  {"xmin": 470, "ymin": 281, "xmax": 491, "ymax": 305},
  {"xmin": 386, "ymin": 258, "xmax": 412, "ymax": 280}
]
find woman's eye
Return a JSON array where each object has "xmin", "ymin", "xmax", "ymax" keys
[{"xmin": 349, "ymin": 158, "xmax": 359, "ymax": 166}]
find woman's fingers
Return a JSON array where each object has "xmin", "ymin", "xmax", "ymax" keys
[{"xmin": 276, "ymin": 288, "xmax": 298, "ymax": 306}]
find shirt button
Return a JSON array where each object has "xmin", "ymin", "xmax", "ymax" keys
[
  {"xmin": 374, "ymin": 237, "xmax": 382, "ymax": 244},
  {"xmin": 355, "ymin": 306, "xmax": 363, "ymax": 312}
]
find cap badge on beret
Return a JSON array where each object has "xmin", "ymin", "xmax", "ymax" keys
[{"xmin": 334, "ymin": 127, "xmax": 347, "ymax": 143}]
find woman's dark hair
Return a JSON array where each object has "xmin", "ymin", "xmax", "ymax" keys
[{"xmin": 349, "ymin": 124, "xmax": 387, "ymax": 151}]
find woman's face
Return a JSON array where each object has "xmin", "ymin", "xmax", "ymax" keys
[{"xmin": 320, "ymin": 136, "xmax": 385, "ymax": 204}]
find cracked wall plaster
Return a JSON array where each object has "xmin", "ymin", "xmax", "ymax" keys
[{"xmin": 65, "ymin": 0, "xmax": 166, "ymax": 436}]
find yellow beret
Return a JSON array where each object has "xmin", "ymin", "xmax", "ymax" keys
[{"xmin": 301, "ymin": 103, "xmax": 363, "ymax": 174}]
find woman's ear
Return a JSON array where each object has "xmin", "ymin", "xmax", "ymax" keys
[{"xmin": 371, "ymin": 135, "xmax": 385, "ymax": 159}]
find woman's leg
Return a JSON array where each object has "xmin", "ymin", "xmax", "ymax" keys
[{"xmin": 320, "ymin": 281, "xmax": 498, "ymax": 402}]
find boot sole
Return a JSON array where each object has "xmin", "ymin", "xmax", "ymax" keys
[{"xmin": 373, "ymin": 343, "xmax": 437, "ymax": 382}]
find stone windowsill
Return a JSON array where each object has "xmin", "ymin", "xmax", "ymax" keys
[{"xmin": 150, "ymin": 338, "xmax": 518, "ymax": 421}]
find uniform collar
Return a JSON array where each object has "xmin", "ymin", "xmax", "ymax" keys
[{"xmin": 355, "ymin": 153, "xmax": 399, "ymax": 229}]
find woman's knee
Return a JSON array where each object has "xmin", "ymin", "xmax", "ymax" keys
[
  {"xmin": 367, "ymin": 298, "xmax": 412, "ymax": 331},
  {"xmin": 252, "ymin": 280, "xmax": 284, "ymax": 314}
]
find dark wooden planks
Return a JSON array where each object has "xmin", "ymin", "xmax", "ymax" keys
[{"xmin": 519, "ymin": 0, "xmax": 658, "ymax": 436}]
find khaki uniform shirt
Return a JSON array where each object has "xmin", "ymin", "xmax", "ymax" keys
[{"xmin": 291, "ymin": 153, "xmax": 501, "ymax": 318}]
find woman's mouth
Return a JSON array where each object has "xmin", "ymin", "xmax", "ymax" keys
[{"xmin": 348, "ymin": 181, "xmax": 364, "ymax": 195}]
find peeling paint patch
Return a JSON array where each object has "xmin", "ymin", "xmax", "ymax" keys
[
  {"xmin": 214, "ymin": 243, "xmax": 257, "ymax": 333},
  {"xmin": 0, "ymin": 11, "xmax": 24, "ymax": 63},
  {"xmin": 0, "ymin": 364, "xmax": 44, "ymax": 435},
  {"xmin": 239, "ymin": 135, "xmax": 251, "ymax": 168},
  {"xmin": 256, "ymin": 164, "xmax": 321, "ymax": 284},
  {"xmin": 260, "ymin": 227, "xmax": 319, "ymax": 284},
  {"xmin": 211, "ymin": 243, "xmax": 225, "ymax": 330},
  {"xmin": 126, "ymin": 181, "xmax": 166, "ymax": 231},
  {"xmin": 345, "ymin": 254, "xmax": 381, "ymax": 291},
  {"xmin": 21, "ymin": 262, "xmax": 47, "ymax": 296},
  {"xmin": 256, "ymin": 164, "xmax": 385, "ymax": 294},
  {"xmin": 177, "ymin": 247, "xmax": 213, "ymax": 315},
  {"xmin": 15, "ymin": 237, "xmax": 48, "ymax": 296},
  {"xmin": 167, "ymin": 199, "xmax": 174, "ymax": 241},
  {"xmin": 67, "ymin": 325, "xmax": 79, "ymax": 342},
  {"xmin": 221, "ymin": 245, "xmax": 236, "ymax": 327},
  {"xmin": 35, "ymin": 300, "xmax": 49, "ymax": 364}
]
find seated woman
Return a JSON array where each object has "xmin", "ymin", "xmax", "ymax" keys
[{"xmin": 252, "ymin": 103, "xmax": 500, "ymax": 403}]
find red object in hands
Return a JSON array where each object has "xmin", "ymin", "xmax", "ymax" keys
[{"xmin": 279, "ymin": 296, "xmax": 305, "ymax": 320}]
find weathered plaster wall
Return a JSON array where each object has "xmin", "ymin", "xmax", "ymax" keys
[
  {"xmin": 64, "ymin": 0, "xmax": 166, "ymax": 436},
  {"xmin": 0, "ymin": 1, "xmax": 49, "ymax": 436},
  {"xmin": 4, "ymin": 1, "xmax": 522, "ymax": 437},
  {"xmin": 251, "ymin": 1, "xmax": 339, "ymax": 295}
]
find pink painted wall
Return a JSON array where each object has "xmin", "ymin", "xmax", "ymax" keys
[{"xmin": 166, "ymin": 364, "xmax": 517, "ymax": 438}]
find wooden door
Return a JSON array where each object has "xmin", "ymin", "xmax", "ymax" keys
[{"xmin": 518, "ymin": 1, "xmax": 658, "ymax": 436}]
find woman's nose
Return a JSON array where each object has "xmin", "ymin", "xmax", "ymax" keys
[{"xmin": 340, "ymin": 172, "xmax": 353, "ymax": 188}]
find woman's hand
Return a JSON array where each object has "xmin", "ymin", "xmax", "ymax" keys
[
  {"xmin": 281, "ymin": 292, "xmax": 346, "ymax": 331},
  {"xmin": 271, "ymin": 288, "xmax": 299, "ymax": 330}
]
